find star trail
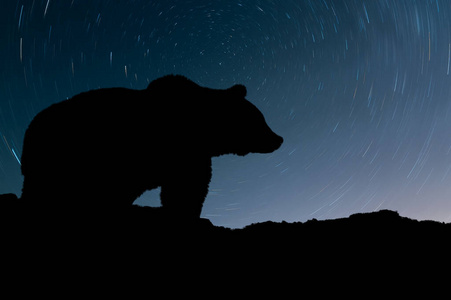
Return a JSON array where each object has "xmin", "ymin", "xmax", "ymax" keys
[{"xmin": 2, "ymin": 1, "xmax": 451, "ymax": 228}]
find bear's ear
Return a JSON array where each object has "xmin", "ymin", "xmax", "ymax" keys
[{"xmin": 228, "ymin": 84, "xmax": 247, "ymax": 98}]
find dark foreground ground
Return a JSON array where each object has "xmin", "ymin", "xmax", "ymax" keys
[{"xmin": 1, "ymin": 193, "xmax": 449, "ymax": 293}]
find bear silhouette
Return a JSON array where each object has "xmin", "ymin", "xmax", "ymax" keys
[{"xmin": 20, "ymin": 75, "xmax": 283, "ymax": 218}]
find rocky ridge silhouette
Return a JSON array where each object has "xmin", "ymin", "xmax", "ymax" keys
[
  {"xmin": 1, "ymin": 192, "xmax": 449, "ymax": 292},
  {"xmin": 1, "ymin": 192, "xmax": 448, "ymax": 249}
]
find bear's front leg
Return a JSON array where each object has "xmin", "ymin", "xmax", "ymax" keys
[{"xmin": 160, "ymin": 158, "xmax": 212, "ymax": 220}]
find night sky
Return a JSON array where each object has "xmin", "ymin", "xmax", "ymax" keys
[{"xmin": 2, "ymin": 0, "xmax": 451, "ymax": 228}]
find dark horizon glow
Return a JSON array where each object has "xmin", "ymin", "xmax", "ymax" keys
[{"xmin": 2, "ymin": 0, "xmax": 451, "ymax": 228}]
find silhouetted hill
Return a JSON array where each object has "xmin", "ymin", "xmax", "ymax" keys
[
  {"xmin": 1, "ymin": 193, "xmax": 449, "ymax": 291},
  {"xmin": 1, "ymin": 192, "xmax": 448, "ymax": 251}
]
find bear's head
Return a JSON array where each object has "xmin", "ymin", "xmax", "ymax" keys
[
  {"xmin": 146, "ymin": 75, "xmax": 283, "ymax": 157},
  {"xmin": 208, "ymin": 83, "xmax": 283, "ymax": 157}
]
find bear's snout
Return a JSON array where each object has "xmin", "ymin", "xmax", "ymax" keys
[
  {"xmin": 256, "ymin": 132, "xmax": 283, "ymax": 154},
  {"xmin": 271, "ymin": 134, "xmax": 284, "ymax": 151},
  {"xmin": 276, "ymin": 135, "xmax": 283, "ymax": 148}
]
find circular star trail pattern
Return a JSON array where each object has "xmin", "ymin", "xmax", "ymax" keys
[{"xmin": 2, "ymin": 0, "xmax": 451, "ymax": 228}]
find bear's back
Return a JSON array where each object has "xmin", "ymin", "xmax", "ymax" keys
[
  {"xmin": 26, "ymin": 88, "xmax": 147, "ymax": 138},
  {"xmin": 22, "ymin": 88, "xmax": 145, "ymax": 171},
  {"xmin": 20, "ymin": 87, "xmax": 166, "ymax": 203}
]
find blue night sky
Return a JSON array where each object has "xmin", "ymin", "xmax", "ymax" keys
[{"xmin": 2, "ymin": 0, "xmax": 451, "ymax": 228}]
